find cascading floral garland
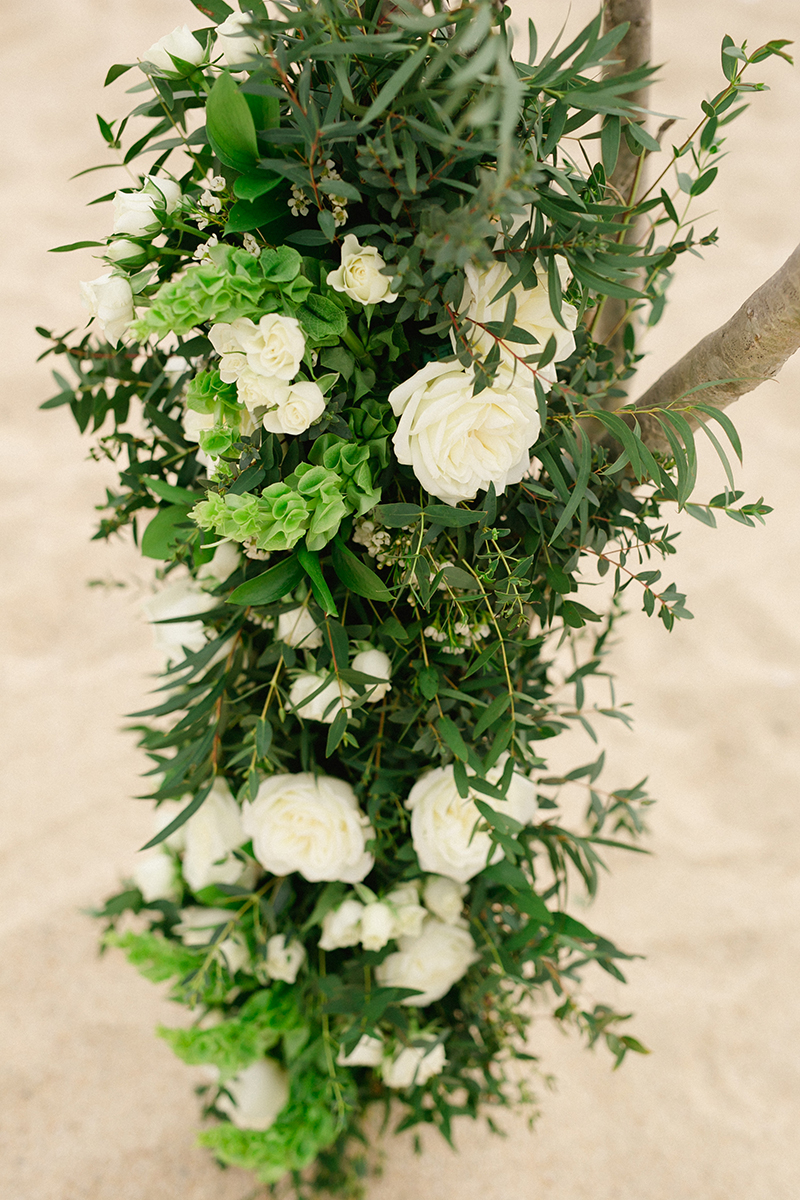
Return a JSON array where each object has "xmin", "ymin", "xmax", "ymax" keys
[{"xmin": 40, "ymin": 2, "xmax": 785, "ymax": 1194}]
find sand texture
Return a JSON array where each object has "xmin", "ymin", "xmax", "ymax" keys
[{"xmin": 1, "ymin": 1, "xmax": 799, "ymax": 1197}]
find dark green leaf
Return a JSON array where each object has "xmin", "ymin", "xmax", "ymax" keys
[
  {"xmin": 206, "ymin": 71, "xmax": 258, "ymax": 172},
  {"xmin": 141, "ymin": 505, "xmax": 193, "ymax": 559},
  {"xmin": 140, "ymin": 781, "xmax": 214, "ymax": 850},
  {"xmin": 331, "ymin": 538, "xmax": 392, "ymax": 601},
  {"xmin": 296, "ymin": 545, "xmax": 338, "ymax": 615},
  {"xmin": 228, "ymin": 556, "xmax": 304, "ymax": 606}
]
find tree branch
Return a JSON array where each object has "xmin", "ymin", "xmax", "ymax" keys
[{"xmin": 617, "ymin": 241, "xmax": 800, "ymax": 453}]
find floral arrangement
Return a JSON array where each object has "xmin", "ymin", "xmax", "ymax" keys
[{"xmin": 40, "ymin": 2, "xmax": 788, "ymax": 1195}]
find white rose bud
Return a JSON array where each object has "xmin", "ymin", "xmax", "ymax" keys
[
  {"xmin": 277, "ymin": 607, "xmax": 324, "ymax": 649},
  {"xmin": 216, "ymin": 1059, "xmax": 290, "ymax": 1131},
  {"xmin": 181, "ymin": 777, "xmax": 247, "ymax": 893},
  {"xmin": 197, "ymin": 541, "xmax": 241, "ymax": 584},
  {"xmin": 360, "ymin": 901, "xmax": 395, "ymax": 952},
  {"xmin": 319, "ymin": 898, "xmax": 365, "ymax": 950},
  {"xmin": 264, "ymin": 934, "xmax": 306, "ymax": 983},
  {"xmin": 143, "ymin": 174, "xmax": 182, "ymax": 213},
  {"xmin": 143, "ymin": 25, "xmax": 205, "ymax": 75},
  {"xmin": 235, "ymin": 313, "xmax": 306, "ymax": 380},
  {"xmin": 390, "ymin": 360, "xmax": 541, "ymax": 506},
  {"xmin": 406, "ymin": 756, "xmax": 538, "ymax": 884},
  {"xmin": 208, "ymin": 318, "xmax": 253, "ymax": 382},
  {"xmin": 215, "ymin": 12, "xmax": 262, "ymax": 66},
  {"xmin": 328, "ymin": 234, "xmax": 397, "ymax": 305},
  {"xmin": 142, "ymin": 574, "xmax": 217, "ymax": 658},
  {"xmin": 381, "ymin": 1041, "xmax": 447, "ymax": 1089},
  {"xmin": 423, "ymin": 875, "xmax": 468, "ymax": 925},
  {"xmin": 235, "ymin": 366, "xmax": 275, "ymax": 413},
  {"xmin": 289, "ymin": 672, "xmax": 354, "ymax": 724},
  {"xmin": 351, "ymin": 648, "xmax": 392, "ymax": 702},
  {"xmin": 174, "ymin": 906, "xmax": 250, "ymax": 973},
  {"xmin": 243, "ymin": 773, "xmax": 374, "ymax": 883},
  {"xmin": 261, "ymin": 379, "xmax": 326, "ymax": 436},
  {"xmin": 376, "ymin": 917, "xmax": 479, "ymax": 1006},
  {"xmin": 385, "ymin": 881, "xmax": 427, "ymax": 939},
  {"xmin": 337, "ymin": 1033, "xmax": 384, "ymax": 1068},
  {"xmin": 461, "ymin": 257, "xmax": 577, "ymax": 385},
  {"xmin": 79, "ymin": 273, "xmax": 135, "ymax": 347},
  {"xmin": 132, "ymin": 849, "xmax": 179, "ymax": 902},
  {"xmin": 112, "ymin": 190, "xmax": 160, "ymax": 238},
  {"xmin": 105, "ymin": 238, "xmax": 151, "ymax": 268}
]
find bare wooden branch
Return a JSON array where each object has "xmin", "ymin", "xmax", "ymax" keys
[{"xmin": 617, "ymin": 241, "xmax": 800, "ymax": 453}]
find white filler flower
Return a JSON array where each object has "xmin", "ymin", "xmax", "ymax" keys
[
  {"xmin": 327, "ymin": 234, "xmax": 397, "ymax": 305},
  {"xmin": 405, "ymin": 756, "xmax": 539, "ymax": 883},
  {"xmin": 460, "ymin": 257, "xmax": 578, "ymax": 385},
  {"xmin": 382, "ymin": 1041, "xmax": 447, "ymax": 1088},
  {"xmin": 142, "ymin": 25, "xmax": 205, "ymax": 74},
  {"xmin": 243, "ymin": 773, "xmax": 374, "ymax": 883},
  {"xmin": 389, "ymin": 360, "xmax": 541, "ymax": 505},
  {"xmin": 79, "ymin": 273, "xmax": 135, "ymax": 347},
  {"xmin": 376, "ymin": 917, "xmax": 478, "ymax": 1006},
  {"xmin": 217, "ymin": 1059, "xmax": 290, "ymax": 1131}
]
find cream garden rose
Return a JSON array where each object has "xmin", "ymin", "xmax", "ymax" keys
[
  {"xmin": 132, "ymin": 849, "xmax": 179, "ymax": 902},
  {"xmin": 389, "ymin": 360, "xmax": 541, "ymax": 505},
  {"xmin": 180, "ymin": 777, "xmax": 247, "ymax": 894},
  {"xmin": 423, "ymin": 875, "xmax": 468, "ymax": 925},
  {"xmin": 216, "ymin": 1059, "xmax": 290, "ymax": 1131},
  {"xmin": 264, "ymin": 934, "xmax": 306, "ymax": 983},
  {"xmin": 328, "ymin": 234, "xmax": 397, "ymax": 305},
  {"xmin": 460, "ymin": 257, "xmax": 578, "ymax": 386},
  {"xmin": 375, "ymin": 917, "xmax": 478, "ymax": 1006},
  {"xmin": 174, "ymin": 907, "xmax": 250, "ymax": 974},
  {"xmin": 319, "ymin": 897, "xmax": 365, "ymax": 949},
  {"xmin": 243, "ymin": 773, "xmax": 374, "ymax": 883},
  {"xmin": 79, "ymin": 273, "xmax": 134, "ymax": 347},
  {"xmin": 222, "ymin": 314, "xmax": 306, "ymax": 380},
  {"xmin": 381, "ymin": 1041, "xmax": 447, "ymax": 1089},
  {"xmin": 260, "ymin": 379, "xmax": 326, "ymax": 436},
  {"xmin": 406, "ymin": 756, "xmax": 539, "ymax": 883}
]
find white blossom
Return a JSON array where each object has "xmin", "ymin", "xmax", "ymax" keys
[
  {"xmin": 351, "ymin": 648, "xmax": 392, "ymax": 702},
  {"xmin": 328, "ymin": 235, "xmax": 396, "ymax": 305},
  {"xmin": 289, "ymin": 673, "xmax": 354, "ymax": 724},
  {"xmin": 216, "ymin": 1059, "xmax": 290, "ymax": 1131},
  {"xmin": 142, "ymin": 25, "xmax": 205, "ymax": 74},
  {"xmin": 382, "ymin": 1041, "xmax": 447, "ymax": 1088},
  {"xmin": 319, "ymin": 898, "xmax": 365, "ymax": 950},
  {"xmin": 277, "ymin": 606, "xmax": 324, "ymax": 649},
  {"xmin": 79, "ymin": 273, "xmax": 135, "ymax": 347},
  {"xmin": 337, "ymin": 1034, "xmax": 384, "ymax": 1067},
  {"xmin": 376, "ymin": 917, "xmax": 478, "ymax": 1006},
  {"xmin": 264, "ymin": 934, "xmax": 306, "ymax": 983}
]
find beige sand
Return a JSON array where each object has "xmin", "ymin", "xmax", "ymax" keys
[{"xmin": 2, "ymin": 2, "xmax": 799, "ymax": 1196}]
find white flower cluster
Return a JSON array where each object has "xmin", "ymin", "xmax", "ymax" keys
[
  {"xmin": 423, "ymin": 619, "xmax": 492, "ymax": 655},
  {"xmin": 338, "ymin": 1032, "xmax": 448, "ymax": 1089},
  {"xmin": 288, "ymin": 184, "xmax": 310, "ymax": 218},
  {"xmin": 352, "ymin": 518, "xmax": 395, "ymax": 564},
  {"xmin": 319, "ymin": 159, "xmax": 349, "ymax": 227},
  {"xmin": 208, "ymin": 314, "xmax": 325, "ymax": 437},
  {"xmin": 319, "ymin": 880, "xmax": 427, "ymax": 952},
  {"xmin": 278, "ymin": 613, "xmax": 392, "ymax": 720}
]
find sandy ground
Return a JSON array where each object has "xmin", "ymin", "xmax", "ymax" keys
[{"xmin": 2, "ymin": 1, "xmax": 799, "ymax": 1197}]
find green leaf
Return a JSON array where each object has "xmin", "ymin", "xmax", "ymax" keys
[
  {"xmin": 373, "ymin": 503, "xmax": 422, "ymax": 527},
  {"xmin": 331, "ymin": 538, "xmax": 392, "ymax": 601},
  {"xmin": 233, "ymin": 173, "xmax": 284, "ymax": 201},
  {"xmin": 419, "ymin": 666, "xmax": 439, "ymax": 700},
  {"xmin": 140, "ymin": 781, "xmax": 214, "ymax": 850},
  {"xmin": 325, "ymin": 708, "xmax": 349, "ymax": 757},
  {"xmin": 206, "ymin": 71, "xmax": 258, "ymax": 172},
  {"xmin": 690, "ymin": 167, "xmax": 718, "ymax": 196},
  {"xmin": 625, "ymin": 122, "xmax": 662, "ymax": 154},
  {"xmin": 48, "ymin": 240, "xmax": 105, "ymax": 253},
  {"xmin": 473, "ymin": 693, "xmax": 511, "ymax": 739},
  {"xmin": 192, "ymin": 0, "xmax": 234, "ymax": 22},
  {"xmin": 224, "ymin": 193, "xmax": 287, "ymax": 234},
  {"xmin": 601, "ymin": 116, "xmax": 621, "ymax": 175},
  {"xmin": 228, "ymin": 556, "xmax": 304, "ymax": 606},
  {"xmin": 141, "ymin": 504, "xmax": 193, "ymax": 559},
  {"xmin": 104, "ymin": 64, "xmax": 134, "ymax": 87},
  {"xmin": 141, "ymin": 476, "xmax": 200, "ymax": 506},
  {"xmin": 423, "ymin": 504, "xmax": 483, "ymax": 527},
  {"xmin": 358, "ymin": 42, "xmax": 430, "ymax": 127},
  {"xmin": 549, "ymin": 428, "xmax": 592, "ymax": 543},
  {"xmin": 296, "ymin": 545, "xmax": 337, "ymax": 615},
  {"xmin": 436, "ymin": 715, "xmax": 471, "ymax": 762}
]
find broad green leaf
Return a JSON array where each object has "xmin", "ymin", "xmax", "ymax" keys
[
  {"xmin": 373, "ymin": 503, "xmax": 422, "ymax": 527},
  {"xmin": 192, "ymin": 0, "xmax": 234, "ymax": 22},
  {"xmin": 424, "ymin": 504, "xmax": 483, "ymax": 527},
  {"xmin": 206, "ymin": 71, "xmax": 258, "ymax": 172},
  {"xmin": 296, "ymin": 545, "xmax": 337, "ymax": 615},
  {"xmin": 331, "ymin": 538, "xmax": 392, "ymax": 601},
  {"xmin": 141, "ymin": 504, "xmax": 193, "ymax": 559},
  {"xmin": 141, "ymin": 476, "xmax": 200, "ymax": 506},
  {"xmin": 228, "ymin": 555, "xmax": 304, "ymax": 606}
]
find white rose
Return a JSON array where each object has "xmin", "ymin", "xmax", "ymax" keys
[
  {"xmin": 423, "ymin": 875, "xmax": 468, "ymax": 925},
  {"xmin": 143, "ymin": 24, "xmax": 205, "ymax": 74},
  {"xmin": 337, "ymin": 1033, "xmax": 384, "ymax": 1068},
  {"xmin": 389, "ymin": 360, "xmax": 541, "ymax": 505},
  {"xmin": 181, "ymin": 777, "xmax": 247, "ymax": 893},
  {"xmin": 461, "ymin": 258, "xmax": 577, "ymax": 385},
  {"xmin": 264, "ymin": 934, "xmax": 306, "ymax": 983},
  {"xmin": 289, "ymin": 672, "xmax": 354, "ymax": 724},
  {"xmin": 260, "ymin": 379, "xmax": 326, "ymax": 436},
  {"xmin": 208, "ymin": 318, "xmax": 254, "ymax": 382},
  {"xmin": 105, "ymin": 239, "xmax": 151, "ymax": 267},
  {"xmin": 381, "ymin": 1041, "xmax": 447, "ymax": 1089},
  {"xmin": 132, "ymin": 849, "xmax": 179, "ymax": 902},
  {"xmin": 327, "ymin": 234, "xmax": 396, "ymax": 305},
  {"xmin": 112, "ymin": 190, "xmax": 160, "ymax": 237},
  {"xmin": 215, "ymin": 12, "xmax": 262, "ymax": 66},
  {"xmin": 236, "ymin": 314, "xmax": 306, "ymax": 380},
  {"xmin": 143, "ymin": 174, "xmax": 182, "ymax": 213},
  {"xmin": 198, "ymin": 541, "xmax": 241, "ymax": 584},
  {"xmin": 406, "ymin": 756, "xmax": 539, "ymax": 883},
  {"xmin": 319, "ymin": 898, "xmax": 365, "ymax": 950},
  {"xmin": 235, "ymin": 366, "xmax": 274, "ymax": 413},
  {"xmin": 142, "ymin": 575, "xmax": 217, "ymax": 658},
  {"xmin": 385, "ymin": 882, "xmax": 427, "ymax": 939},
  {"xmin": 152, "ymin": 799, "xmax": 187, "ymax": 851},
  {"xmin": 375, "ymin": 917, "xmax": 478, "ymax": 1006},
  {"xmin": 182, "ymin": 407, "xmax": 215, "ymax": 444},
  {"xmin": 79, "ymin": 273, "xmax": 135, "ymax": 347},
  {"xmin": 277, "ymin": 606, "xmax": 324, "ymax": 649},
  {"xmin": 351, "ymin": 648, "xmax": 392, "ymax": 702},
  {"xmin": 243, "ymin": 773, "xmax": 374, "ymax": 883},
  {"xmin": 174, "ymin": 906, "xmax": 250, "ymax": 973},
  {"xmin": 217, "ymin": 1059, "xmax": 290, "ymax": 1131},
  {"xmin": 360, "ymin": 901, "xmax": 395, "ymax": 952}
]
